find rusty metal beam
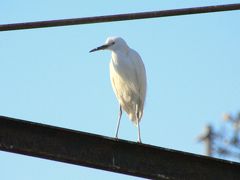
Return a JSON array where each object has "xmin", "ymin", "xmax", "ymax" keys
[
  {"xmin": 0, "ymin": 115, "xmax": 240, "ymax": 179},
  {"xmin": 1, "ymin": 3, "xmax": 240, "ymax": 31}
]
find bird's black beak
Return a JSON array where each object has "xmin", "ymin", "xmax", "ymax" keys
[{"xmin": 89, "ymin": 44, "xmax": 110, "ymax": 53}]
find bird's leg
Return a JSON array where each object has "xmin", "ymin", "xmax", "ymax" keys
[
  {"xmin": 137, "ymin": 120, "xmax": 142, "ymax": 143},
  {"xmin": 136, "ymin": 104, "xmax": 142, "ymax": 143},
  {"xmin": 115, "ymin": 105, "xmax": 122, "ymax": 139}
]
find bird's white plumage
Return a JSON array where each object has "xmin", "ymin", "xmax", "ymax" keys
[
  {"xmin": 109, "ymin": 43, "xmax": 146, "ymax": 125},
  {"xmin": 90, "ymin": 37, "xmax": 147, "ymax": 142}
]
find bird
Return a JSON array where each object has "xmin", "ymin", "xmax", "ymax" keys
[{"xmin": 89, "ymin": 37, "xmax": 147, "ymax": 143}]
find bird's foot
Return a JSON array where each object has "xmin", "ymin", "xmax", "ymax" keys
[
  {"xmin": 137, "ymin": 139, "xmax": 142, "ymax": 144},
  {"xmin": 115, "ymin": 136, "xmax": 119, "ymax": 141}
]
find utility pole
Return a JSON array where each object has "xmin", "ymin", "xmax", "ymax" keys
[{"xmin": 197, "ymin": 124, "xmax": 213, "ymax": 156}]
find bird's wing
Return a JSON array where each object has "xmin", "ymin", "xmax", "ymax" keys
[
  {"xmin": 130, "ymin": 49, "xmax": 147, "ymax": 107},
  {"xmin": 109, "ymin": 50, "xmax": 147, "ymax": 123}
]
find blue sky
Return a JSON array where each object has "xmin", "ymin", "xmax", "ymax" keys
[{"xmin": 1, "ymin": 1, "xmax": 240, "ymax": 179}]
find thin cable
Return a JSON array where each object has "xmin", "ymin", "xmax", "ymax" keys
[{"xmin": 0, "ymin": 3, "xmax": 240, "ymax": 31}]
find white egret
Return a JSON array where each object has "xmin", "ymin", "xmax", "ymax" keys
[{"xmin": 90, "ymin": 37, "xmax": 147, "ymax": 143}]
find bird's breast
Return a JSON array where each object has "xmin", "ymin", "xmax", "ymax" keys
[{"xmin": 111, "ymin": 52, "xmax": 134, "ymax": 75}]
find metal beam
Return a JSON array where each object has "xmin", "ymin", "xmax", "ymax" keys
[
  {"xmin": 0, "ymin": 3, "xmax": 240, "ymax": 31},
  {"xmin": 0, "ymin": 116, "xmax": 240, "ymax": 179}
]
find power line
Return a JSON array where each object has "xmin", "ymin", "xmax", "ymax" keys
[
  {"xmin": 0, "ymin": 3, "xmax": 240, "ymax": 31},
  {"xmin": 0, "ymin": 115, "xmax": 240, "ymax": 179}
]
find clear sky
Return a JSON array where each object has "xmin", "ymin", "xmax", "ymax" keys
[{"xmin": 1, "ymin": 1, "xmax": 240, "ymax": 179}]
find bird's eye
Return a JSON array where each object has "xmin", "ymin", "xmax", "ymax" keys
[{"xmin": 111, "ymin": 41, "xmax": 115, "ymax": 45}]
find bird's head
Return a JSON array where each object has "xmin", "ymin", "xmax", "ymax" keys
[{"xmin": 89, "ymin": 37, "xmax": 128, "ymax": 53}]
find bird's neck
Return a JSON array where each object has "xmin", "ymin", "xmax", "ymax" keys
[
  {"xmin": 111, "ymin": 47, "xmax": 129, "ymax": 57},
  {"xmin": 111, "ymin": 49, "xmax": 130, "ymax": 67}
]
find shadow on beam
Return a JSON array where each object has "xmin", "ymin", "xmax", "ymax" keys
[{"xmin": 0, "ymin": 116, "xmax": 239, "ymax": 179}]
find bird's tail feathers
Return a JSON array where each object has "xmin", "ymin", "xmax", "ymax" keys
[{"xmin": 129, "ymin": 104, "xmax": 143, "ymax": 126}]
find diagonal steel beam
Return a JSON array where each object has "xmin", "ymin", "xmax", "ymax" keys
[{"xmin": 0, "ymin": 115, "xmax": 240, "ymax": 179}]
